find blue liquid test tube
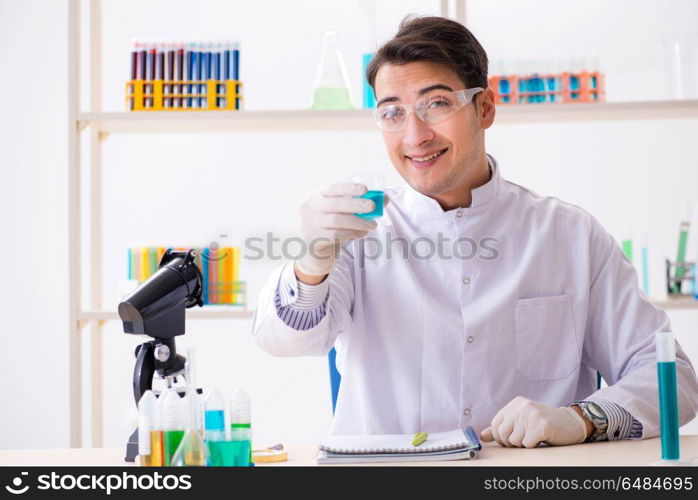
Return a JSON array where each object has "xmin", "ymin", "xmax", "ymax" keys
[{"xmin": 656, "ymin": 331, "xmax": 680, "ymax": 461}]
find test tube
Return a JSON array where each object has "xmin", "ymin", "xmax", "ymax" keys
[
  {"xmin": 673, "ymin": 221, "xmax": 690, "ymax": 294},
  {"xmin": 656, "ymin": 331, "xmax": 680, "ymax": 461}
]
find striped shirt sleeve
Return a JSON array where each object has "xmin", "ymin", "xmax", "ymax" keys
[
  {"xmin": 572, "ymin": 399, "xmax": 643, "ymax": 441},
  {"xmin": 274, "ymin": 262, "xmax": 329, "ymax": 331}
]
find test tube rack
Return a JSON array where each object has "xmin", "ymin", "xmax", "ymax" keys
[
  {"xmin": 128, "ymin": 246, "xmax": 246, "ymax": 306},
  {"xmin": 488, "ymin": 71, "xmax": 605, "ymax": 105},
  {"xmin": 125, "ymin": 79, "xmax": 243, "ymax": 111}
]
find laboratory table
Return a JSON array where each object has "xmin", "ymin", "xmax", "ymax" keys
[{"xmin": 1, "ymin": 436, "xmax": 697, "ymax": 467}]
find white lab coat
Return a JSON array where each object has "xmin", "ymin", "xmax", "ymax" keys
[{"xmin": 252, "ymin": 155, "xmax": 698, "ymax": 437}]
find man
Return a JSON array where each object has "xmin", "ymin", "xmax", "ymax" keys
[{"xmin": 252, "ymin": 16, "xmax": 698, "ymax": 447}]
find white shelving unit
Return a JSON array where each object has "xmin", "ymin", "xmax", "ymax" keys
[
  {"xmin": 78, "ymin": 100, "xmax": 698, "ymax": 135},
  {"xmin": 67, "ymin": 0, "xmax": 698, "ymax": 448}
]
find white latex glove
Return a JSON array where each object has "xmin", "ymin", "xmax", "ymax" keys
[
  {"xmin": 480, "ymin": 396, "xmax": 589, "ymax": 448},
  {"xmin": 295, "ymin": 182, "xmax": 387, "ymax": 277}
]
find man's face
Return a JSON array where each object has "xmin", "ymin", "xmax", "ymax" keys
[{"xmin": 374, "ymin": 61, "xmax": 492, "ymax": 199}]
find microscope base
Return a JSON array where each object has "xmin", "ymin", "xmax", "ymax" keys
[{"xmin": 125, "ymin": 428, "xmax": 138, "ymax": 463}]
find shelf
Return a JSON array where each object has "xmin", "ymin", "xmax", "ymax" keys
[
  {"xmin": 651, "ymin": 297, "xmax": 698, "ymax": 310},
  {"xmin": 77, "ymin": 100, "xmax": 698, "ymax": 134},
  {"xmin": 78, "ymin": 109, "xmax": 377, "ymax": 133},
  {"xmin": 78, "ymin": 308, "xmax": 254, "ymax": 323},
  {"xmin": 493, "ymin": 99, "xmax": 698, "ymax": 124}
]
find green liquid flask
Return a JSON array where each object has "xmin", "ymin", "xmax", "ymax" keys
[
  {"xmin": 171, "ymin": 388, "xmax": 208, "ymax": 466},
  {"xmin": 310, "ymin": 31, "xmax": 354, "ymax": 110}
]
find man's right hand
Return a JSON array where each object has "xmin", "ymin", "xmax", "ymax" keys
[{"xmin": 294, "ymin": 182, "xmax": 379, "ymax": 283}]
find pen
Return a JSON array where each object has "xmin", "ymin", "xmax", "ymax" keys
[{"xmin": 465, "ymin": 426, "xmax": 482, "ymax": 450}]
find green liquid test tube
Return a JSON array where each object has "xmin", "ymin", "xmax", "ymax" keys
[
  {"xmin": 673, "ymin": 222, "xmax": 689, "ymax": 294},
  {"xmin": 621, "ymin": 239, "xmax": 633, "ymax": 263}
]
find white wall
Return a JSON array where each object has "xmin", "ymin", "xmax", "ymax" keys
[
  {"xmin": 0, "ymin": 0, "xmax": 69, "ymax": 449},
  {"xmin": 1, "ymin": 0, "xmax": 697, "ymax": 450}
]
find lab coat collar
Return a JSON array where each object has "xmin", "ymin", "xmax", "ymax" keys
[{"xmin": 404, "ymin": 153, "xmax": 502, "ymax": 221}]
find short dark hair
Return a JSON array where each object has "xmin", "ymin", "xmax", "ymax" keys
[{"xmin": 366, "ymin": 15, "xmax": 488, "ymax": 92}]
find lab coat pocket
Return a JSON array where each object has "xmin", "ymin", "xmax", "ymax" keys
[{"xmin": 514, "ymin": 294, "xmax": 579, "ymax": 382}]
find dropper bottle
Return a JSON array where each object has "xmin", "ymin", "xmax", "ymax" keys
[
  {"xmin": 137, "ymin": 390, "xmax": 162, "ymax": 466},
  {"xmin": 205, "ymin": 390, "xmax": 234, "ymax": 466},
  {"xmin": 160, "ymin": 388, "xmax": 186, "ymax": 466},
  {"xmin": 229, "ymin": 388, "xmax": 252, "ymax": 466},
  {"xmin": 205, "ymin": 390, "xmax": 227, "ymax": 441}
]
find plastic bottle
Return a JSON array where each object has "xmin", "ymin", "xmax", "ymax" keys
[
  {"xmin": 310, "ymin": 31, "xmax": 354, "ymax": 110},
  {"xmin": 184, "ymin": 348, "xmax": 205, "ymax": 435},
  {"xmin": 137, "ymin": 390, "xmax": 163, "ymax": 466},
  {"xmin": 160, "ymin": 389, "xmax": 186, "ymax": 466},
  {"xmin": 205, "ymin": 390, "xmax": 237, "ymax": 466},
  {"xmin": 229, "ymin": 388, "xmax": 252, "ymax": 467}
]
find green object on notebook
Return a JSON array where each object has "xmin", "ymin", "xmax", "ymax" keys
[
  {"xmin": 412, "ymin": 432, "xmax": 428, "ymax": 447},
  {"xmin": 316, "ymin": 427, "xmax": 481, "ymax": 464}
]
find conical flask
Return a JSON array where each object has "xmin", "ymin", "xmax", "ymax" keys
[
  {"xmin": 171, "ymin": 354, "xmax": 207, "ymax": 467},
  {"xmin": 310, "ymin": 31, "xmax": 354, "ymax": 110}
]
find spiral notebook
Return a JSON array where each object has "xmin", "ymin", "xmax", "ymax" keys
[{"xmin": 316, "ymin": 427, "xmax": 482, "ymax": 464}]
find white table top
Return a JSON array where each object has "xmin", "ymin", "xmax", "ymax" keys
[{"xmin": 2, "ymin": 436, "xmax": 697, "ymax": 467}]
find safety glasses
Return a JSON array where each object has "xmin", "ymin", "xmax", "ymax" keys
[{"xmin": 373, "ymin": 87, "xmax": 484, "ymax": 132}]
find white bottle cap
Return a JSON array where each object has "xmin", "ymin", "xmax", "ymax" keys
[
  {"xmin": 230, "ymin": 387, "xmax": 251, "ymax": 424},
  {"xmin": 160, "ymin": 389, "xmax": 184, "ymax": 431},
  {"xmin": 656, "ymin": 331, "xmax": 676, "ymax": 362}
]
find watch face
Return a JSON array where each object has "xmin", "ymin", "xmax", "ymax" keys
[{"xmin": 586, "ymin": 402, "xmax": 605, "ymax": 420}]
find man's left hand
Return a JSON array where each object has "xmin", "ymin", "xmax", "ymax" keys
[{"xmin": 480, "ymin": 396, "xmax": 591, "ymax": 448}]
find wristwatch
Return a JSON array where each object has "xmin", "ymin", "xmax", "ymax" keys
[{"xmin": 572, "ymin": 401, "xmax": 608, "ymax": 441}]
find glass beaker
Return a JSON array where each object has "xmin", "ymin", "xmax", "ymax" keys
[
  {"xmin": 662, "ymin": 32, "xmax": 698, "ymax": 100},
  {"xmin": 352, "ymin": 174, "xmax": 384, "ymax": 219}
]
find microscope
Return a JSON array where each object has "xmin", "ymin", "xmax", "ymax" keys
[{"xmin": 118, "ymin": 249, "xmax": 204, "ymax": 462}]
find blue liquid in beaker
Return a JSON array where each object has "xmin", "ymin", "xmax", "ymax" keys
[{"xmin": 355, "ymin": 190, "xmax": 384, "ymax": 219}]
